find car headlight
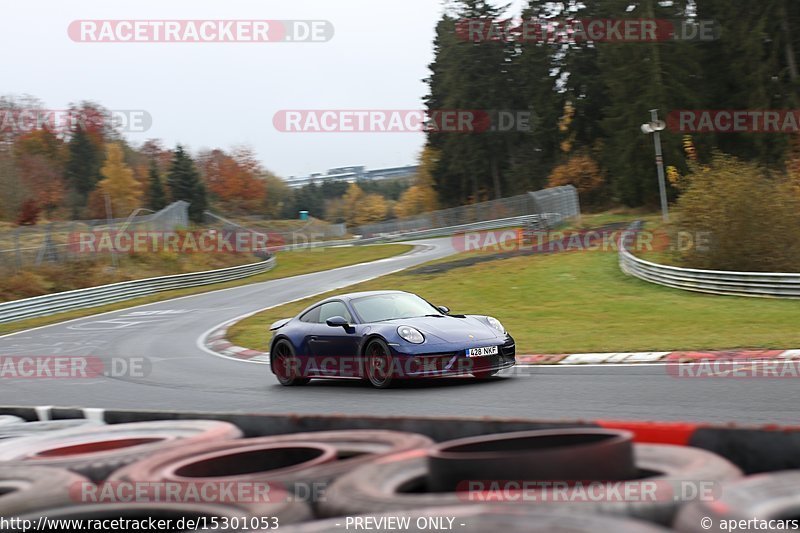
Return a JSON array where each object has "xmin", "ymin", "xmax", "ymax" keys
[
  {"xmin": 487, "ymin": 316, "xmax": 505, "ymax": 334},
  {"xmin": 397, "ymin": 326, "xmax": 425, "ymax": 344}
]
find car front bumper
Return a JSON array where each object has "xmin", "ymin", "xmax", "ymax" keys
[{"xmin": 388, "ymin": 337, "xmax": 516, "ymax": 378}]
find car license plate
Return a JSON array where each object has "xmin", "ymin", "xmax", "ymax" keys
[{"xmin": 467, "ymin": 346, "xmax": 499, "ymax": 357}]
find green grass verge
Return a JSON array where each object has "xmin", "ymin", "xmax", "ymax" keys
[
  {"xmin": 228, "ymin": 250, "xmax": 800, "ymax": 354},
  {"xmin": 0, "ymin": 244, "xmax": 412, "ymax": 337}
]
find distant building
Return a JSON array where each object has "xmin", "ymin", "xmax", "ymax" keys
[{"xmin": 284, "ymin": 164, "xmax": 418, "ymax": 189}]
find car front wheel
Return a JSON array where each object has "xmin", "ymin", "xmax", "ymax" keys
[
  {"xmin": 272, "ymin": 340, "xmax": 310, "ymax": 386},
  {"xmin": 364, "ymin": 339, "xmax": 395, "ymax": 389}
]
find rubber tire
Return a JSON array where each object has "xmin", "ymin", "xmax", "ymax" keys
[
  {"xmin": 272, "ymin": 340, "xmax": 310, "ymax": 387},
  {"xmin": 0, "ymin": 419, "xmax": 105, "ymax": 440},
  {"xmin": 275, "ymin": 506, "xmax": 671, "ymax": 532},
  {"xmin": 364, "ymin": 338, "xmax": 395, "ymax": 389},
  {"xmin": 112, "ymin": 430, "xmax": 434, "ymax": 495},
  {"xmin": 0, "ymin": 420, "xmax": 243, "ymax": 482},
  {"xmin": 319, "ymin": 444, "xmax": 742, "ymax": 525},
  {"xmin": 10, "ymin": 501, "xmax": 312, "ymax": 531},
  {"xmin": 674, "ymin": 470, "xmax": 800, "ymax": 532},
  {"xmin": 0, "ymin": 465, "xmax": 90, "ymax": 517}
]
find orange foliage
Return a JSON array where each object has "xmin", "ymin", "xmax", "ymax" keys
[
  {"xmin": 199, "ymin": 148, "xmax": 266, "ymax": 213},
  {"xmin": 547, "ymin": 151, "xmax": 605, "ymax": 198},
  {"xmin": 13, "ymin": 129, "xmax": 66, "ymax": 212}
]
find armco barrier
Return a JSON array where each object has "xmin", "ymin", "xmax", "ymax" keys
[
  {"xmin": 618, "ymin": 222, "xmax": 800, "ymax": 298},
  {"xmin": 377, "ymin": 213, "xmax": 559, "ymax": 242},
  {"xmin": 0, "ymin": 257, "xmax": 275, "ymax": 324},
  {"xmin": 0, "ymin": 210, "xmax": 576, "ymax": 324}
]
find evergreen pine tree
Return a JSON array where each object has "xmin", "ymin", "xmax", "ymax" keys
[
  {"xmin": 65, "ymin": 126, "xmax": 103, "ymax": 215},
  {"xmin": 166, "ymin": 145, "xmax": 207, "ymax": 223},
  {"xmin": 146, "ymin": 158, "xmax": 167, "ymax": 211}
]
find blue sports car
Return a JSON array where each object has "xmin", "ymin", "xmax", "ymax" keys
[{"xmin": 268, "ymin": 290, "xmax": 515, "ymax": 388}]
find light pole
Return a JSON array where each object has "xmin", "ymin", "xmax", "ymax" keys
[{"xmin": 641, "ymin": 109, "xmax": 669, "ymax": 222}]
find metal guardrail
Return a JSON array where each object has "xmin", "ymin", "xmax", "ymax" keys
[
  {"xmin": 375, "ymin": 213, "xmax": 562, "ymax": 242},
  {"xmin": 0, "ymin": 195, "xmax": 582, "ymax": 323},
  {"xmin": 0, "ymin": 257, "xmax": 276, "ymax": 324},
  {"xmin": 618, "ymin": 222, "xmax": 800, "ymax": 298}
]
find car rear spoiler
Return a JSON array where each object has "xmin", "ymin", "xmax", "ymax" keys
[{"xmin": 269, "ymin": 318, "xmax": 291, "ymax": 331}]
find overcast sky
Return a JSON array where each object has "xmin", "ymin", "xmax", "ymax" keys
[{"xmin": 2, "ymin": 0, "xmax": 523, "ymax": 178}]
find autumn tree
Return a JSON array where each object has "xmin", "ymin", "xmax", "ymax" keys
[
  {"xmin": 91, "ymin": 143, "xmax": 142, "ymax": 218},
  {"xmin": 262, "ymin": 172, "xmax": 292, "ymax": 219},
  {"xmin": 395, "ymin": 147, "xmax": 439, "ymax": 218},
  {"xmin": 16, "ymin": 199, "xmax": 41, "ymax": 226},
  {"xmin": 675, "ymin": 152, "xmax": 800, "ymax": 272},
  {"xmin": 547, "ymin": 151, "xmax": 605, "ymax": 205},
  {"xmin": 13, "ymin": 128, "xmax": 67, "ymax": 216},
  {"xmin": 340, "ymin": 183, "xmax": 388, "ymax": 226},
  {"xmin": 198, "ymin": 147, "xmax": 266, "ymax": 214},
  {"xmin": 0, "ymin": 145, "xmax": 23, "ymax": 221}
]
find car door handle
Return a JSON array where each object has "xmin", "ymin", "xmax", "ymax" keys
[{"xmin": 309, "ymin": 336, "xmax": 318, "ymax": 341}]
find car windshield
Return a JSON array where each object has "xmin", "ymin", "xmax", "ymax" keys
[{"xmin": 351, "ymin": 293, "xmax": 441, "ymax": 323}]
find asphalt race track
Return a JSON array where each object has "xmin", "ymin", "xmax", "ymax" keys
[{"xmin": 0, "ymin": 238, "xmax": 795, "ymax": 425}]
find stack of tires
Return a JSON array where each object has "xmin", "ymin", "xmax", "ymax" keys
[
  {"xmin": 0, "ymin": 419, "xmax": 432, "ymax": 531},
  {"xmin": 0, "ymin": 419, "xmax": 795, "ymax": 531}
]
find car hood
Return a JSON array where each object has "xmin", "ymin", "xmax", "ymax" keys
[{"xmin": 383, "ymin": 316, "xmax": 499, "ymax": 343}]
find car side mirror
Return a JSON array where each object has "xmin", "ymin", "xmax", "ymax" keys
[
  {"xmin": 325, "ymin": 316, "xmax": 349, "ymax": 328},
  {"xmin": 437, "ymin": 306, "xmax": 450, "ymax": 314}
]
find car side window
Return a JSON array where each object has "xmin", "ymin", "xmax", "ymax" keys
[
  {"xmin": 318, "ymin": 301, "xmax": 352, "ymax": 323},
  {"xmin": 299, "ymin": 306, "xmax": 321, "ymax": 323}
]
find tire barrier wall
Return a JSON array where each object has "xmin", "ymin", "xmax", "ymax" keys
[{"xmin": 0, "ymin": 413, "xmax": 796, "ymax": 531}]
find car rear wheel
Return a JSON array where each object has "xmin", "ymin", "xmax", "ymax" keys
[
  {"xmin": 272, "ymin": 340, "xmax": 310, "ymax": 386},
  {"xmin": 365, "ymin": 339, "xmax": 394, "ymax": 389}
]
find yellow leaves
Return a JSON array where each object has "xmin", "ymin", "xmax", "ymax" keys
[
  {"xmin": 785, "ymin": 136, "xmax": 800, "ymax": 197},
  {"xmin": 682, "ymin": 135, "xmax": 697, "ymax": 162},
  {"xmin": 547, "ymin": 151, "xmax": 604, "ymax": 196},
  {"xmin": 95, "ymin": 143, "xmax": 141, "ymax": 217},
  {"xmin": 558, "ymin": 101, "xmax": 574, "ymax": 133},
  {"xmin": 674, "ymin": 152, "xmax": 800, "ymax": 272},
  {"xmin": 558, "ymin": 101, "xmax": 576, "ymax": 154},
  {"xmin": 396, "ymin": 185, "xmax": 438, "ymax": 218},
  {"xmin": 395, "ymin": 146, "xmax": 440, "ymax": 218},
  {"xmin": 341, "ymin": 183, "xmax": 388, "ymax": 226},
  {"xmin": 666, "ymin": 165, "xmax": 685, "ymax": 191}
]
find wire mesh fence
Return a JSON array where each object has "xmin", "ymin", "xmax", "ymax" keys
[
  {"xmin": 352, "ymin": 185, "xmax": 580, "ymax": 237},
  {"xmin": 0, "ymin": 201, "xmax": 189, "ymax": 272}
]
